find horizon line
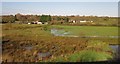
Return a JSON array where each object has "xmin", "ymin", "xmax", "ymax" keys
[{"xmin": 1, "ymin": 13, "xmax": 118, "ymax": 17}]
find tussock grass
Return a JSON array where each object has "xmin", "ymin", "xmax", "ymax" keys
[
  {"xmin": 2, "ymin": 24, "xmax": 117, "ymax": 62},
  {"xmin": 48, "ymin": 40, "xmax": 113, "ymax": 62},
  {"xmin": 68, "ymin": 50, "xmax": 113, "ymax": 62}
]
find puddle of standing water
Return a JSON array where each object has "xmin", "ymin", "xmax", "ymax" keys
[
  {"xmin": 51, "ymin": 28, "xmax": 70, "ymax": 36},
  {"xmin": 37, "ymin": 52, "xmax": 51, "ymax": 58},
  {"xmin": 51, "ymin": 28, "xmax": 79, "ymax": 37},
  {"xmin": 109, "ymin": 45, "xmax": 119, "ymax": 60},
  {"xmin": 109, "ymin": 45, "xmax": 119, "ymax": 52}
]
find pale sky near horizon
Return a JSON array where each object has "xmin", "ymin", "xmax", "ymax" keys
[
  {"xmin": 1, "ymin": 2, "xmax": 119, "ymax": 17},
  {"xmin": 1, "ymin": 0, "xmax": 120, "ymax": 2}
]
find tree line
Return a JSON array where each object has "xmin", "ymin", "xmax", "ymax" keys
[{"xmin": 1, "ymin": 13, "xmax": 119, "ymax": 26}]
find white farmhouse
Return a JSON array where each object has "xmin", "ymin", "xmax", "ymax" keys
[
  {"xmin": 28, "ymin": 23, "xmax": 31, "ymax": 24},
  {"xmin": 37, "ymin": 22, "xmax": 42, "ymax": 24},
  {"xmin": 80, "ymin": 20, "xmax": 87, "ymax": 23},
  {"xmin": 73, "ymin": 20, "xmax": 76, "ymax": 23},
  {"xmin": 69, "ymin": 20, "xmax": 76, "ymax": 23},
  {"xmin": 80, "ymin": 20, "xmax": 93, "ymax": 23}
]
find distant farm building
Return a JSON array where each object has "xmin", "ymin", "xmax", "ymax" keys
[
  {"xmin": 73, "ymin": 20, "xmax": 76, "ymax": 23},
  {"xmin": 80, "ymin": 20, "xmax": 87, "ymax": 23},
  {"xmin": 69, "ymin": 20, "xmax": 76, "ymax": 23},
  {"xmin": 29, "ymin": 21, "xmax": 48, "ymax": 25},
  {"xmin": 80, "ymin": 20, "xmax": 93, "ymax": 23},
  {"xmin": 28, "ymin": 23, "xmax": 31, "ymax": 24},
  {"xmin": 36, "ymin": 21, "xmax": 42, "ymax": 24},
  {"xmin": 69, "ymin": 20, "xmax": 93, "ymax": 24}
]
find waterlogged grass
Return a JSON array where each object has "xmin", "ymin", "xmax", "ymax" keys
[
  {"xmin": 46, "ymin": 40, "xmax": 113, "ymax": 62},
  {"xmin": 2, "ymin": 24, "xmax": 117, "ymax": 62},
  {"xmin": 51, "ymin": 25, "xmax": 118, "ymax": 36},
  {"xmin": 48, "ymin": 50, "xmax": 113, "ymax": 62},
  {"xmin": 2, "ymin": 24, "xmax": 87, "ymax": 62},
  {"xmin": 86, "ymin": 40, "xmax": 113, "ymax": 51}
]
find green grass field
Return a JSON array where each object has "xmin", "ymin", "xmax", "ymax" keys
[{"xmin": 51, "ymin": 25, "xmax": 118, "ymax": 36}]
